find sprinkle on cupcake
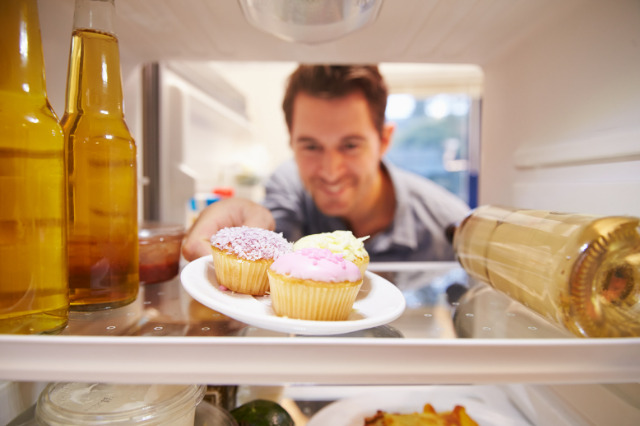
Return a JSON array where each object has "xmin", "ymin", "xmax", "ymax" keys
[
  {"xmin": 211, "ymin": 226, "xmax": 292, "ymax": 261},
  {"xmin": 270, "ymin": 247, "xmax": 362, "ymax": 283}
]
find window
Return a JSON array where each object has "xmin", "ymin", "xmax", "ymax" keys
[{"xmin": 385, "ymin": 93, "xmax": 479, "ymax": 207}]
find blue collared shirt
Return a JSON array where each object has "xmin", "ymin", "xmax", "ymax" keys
[{"xmin": 262, "ymin": 159, "xmax": 470, "ymax": 262}]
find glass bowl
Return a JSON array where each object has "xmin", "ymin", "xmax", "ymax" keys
[{"xmin": 139, "ymin": 222, "xmax": 185, "ymax": 284}]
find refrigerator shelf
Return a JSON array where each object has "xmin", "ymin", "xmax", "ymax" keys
[{"xmin": 1, "ymin": 262, "xmax": 638, "ymax": 385}]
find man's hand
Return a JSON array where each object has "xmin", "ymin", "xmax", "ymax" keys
[{"xmin": 181, "ymin": 198, "xmax": 275, "ymax": 261}]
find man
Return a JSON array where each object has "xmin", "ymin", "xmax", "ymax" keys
[{"xmin": 182, "ymin": 65, "xmax": 469, "ymax": 262}]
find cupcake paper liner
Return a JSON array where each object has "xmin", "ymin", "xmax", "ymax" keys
[
  {"xmin": 212, "ymin": 247, "xmax": 272, "ymax": 295},
  {"xmin": 268, "ymin": 271, "xmax": 363, "ymax": 321}
]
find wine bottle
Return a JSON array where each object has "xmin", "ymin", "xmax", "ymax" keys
[{"xmin": 453, "ymin": 205, "xmax": 640, "ymax": 338}]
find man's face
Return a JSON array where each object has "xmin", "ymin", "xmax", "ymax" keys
[{"xmin": 290, "ymin": 91, "xmax": 391, "ymax": 219}]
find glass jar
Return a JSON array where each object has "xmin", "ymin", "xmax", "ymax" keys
[
  {"xmin": 138, "ymin": 222, "xmax": 185, "ymax": 284},
  {"xmin": 35, "ymin": 383, "xmax": 205, "ymax": 426}
]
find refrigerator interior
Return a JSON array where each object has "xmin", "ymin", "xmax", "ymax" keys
[{"xmin": 3, "ymin": 0, "xmax": 639, "ymax": 423}]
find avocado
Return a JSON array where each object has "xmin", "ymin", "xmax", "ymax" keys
[{"xmin": 230, "ymin": 399, "xmax": 295, "ymax": 426}]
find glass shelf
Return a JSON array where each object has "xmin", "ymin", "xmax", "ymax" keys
[{"xmin": 1, "ymin": 262, "xmax": 638, "ymax": 385}]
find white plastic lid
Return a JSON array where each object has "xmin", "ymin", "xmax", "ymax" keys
[{"xmin": 36, "ymin": 383, "xmax": 205, "ymax": 425}]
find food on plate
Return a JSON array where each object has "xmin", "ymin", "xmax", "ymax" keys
[
  {"xmin": 267, "ymin": 247, "xmax": 363, "ymax": 321},
  {"xmin": 293, "ymin": 230, "xmax": 370, "ymax": 276},
  {"xmin": 210, "ymin": 226, "xmax": 292, "ymax": 295},
  {"xmin": 363, "ymin": 403, "xmax": 479, "ymax": 426},
  {"xmin": 230, "ymin": 399, "xmax": 294, "ymax": 426}
]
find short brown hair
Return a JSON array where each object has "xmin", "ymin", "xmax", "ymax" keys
[{"xmin": 282, "ymin": 65, "xmax": 388, "ymax": 137}]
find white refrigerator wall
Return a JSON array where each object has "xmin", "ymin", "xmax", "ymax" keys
[
  {"xmin": 480, "ymin": 0, "xmax": 640, "ymax": 216},
  {"xmin": 152, "ymin": 62, "xmax": 299, "ymax": 225},
  {"xmin": 38, "ymin": 0, "xmax": 640, "ymax": 221}
]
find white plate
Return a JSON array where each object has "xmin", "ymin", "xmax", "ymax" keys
[
  {"xmin": 308, "ymin": 386, "xmax": 532, "ymax": 426},
  {"xmin": 180, "ymin": 255, "xmax": 405, "ymax": 336}
]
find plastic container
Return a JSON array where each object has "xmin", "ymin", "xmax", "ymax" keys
[
  {"xmin": 139, "ymin": 222, "xmax": 185, "ymax": 284},
  {"xmin": 35, "ymin": 383, "xmax": 205, "ymax": 425}
]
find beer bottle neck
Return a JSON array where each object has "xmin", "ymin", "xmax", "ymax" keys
[
  {"xmin": 0, "ymin": 0, "xmax": 48, "ymax": 98},
  {"xmin": 65, "ymin": 0, "xmax": 124, "ymax": 115}
]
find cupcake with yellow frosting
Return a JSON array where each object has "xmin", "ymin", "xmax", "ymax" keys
[{"xmin": 293, "ymin": 230, "xmax": 369, "ymax": 276}]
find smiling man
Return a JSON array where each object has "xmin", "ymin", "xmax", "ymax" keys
[
  {"xmin": 182, "ymin": 65, "xmax": 470, "ymax": 262},
  {"xmin": 288, "ymin": 90, "xmax": 395, "ymax": 237}
]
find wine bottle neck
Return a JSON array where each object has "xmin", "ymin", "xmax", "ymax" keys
[
  {"xmin": 0, "ymin": 0, "xmax": 48, "ymax": 97},
  {"xmin": 72, "ymin": 0, "xmax": 116, "ymax": 36}
]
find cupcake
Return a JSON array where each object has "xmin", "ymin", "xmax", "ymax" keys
[
  {"xmin": 267, "ymin": 247, "xmax": 363, "ymax": 321},
  {"xmin": 293, "ymin": 230, "xmax": 370, "ymax": 276},
  {"xmin": 210, "ymin": 226, "xmax": 291, "ymax": 295}
]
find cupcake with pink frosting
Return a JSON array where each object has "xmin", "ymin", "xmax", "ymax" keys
[
  {"xmin": 267, "ymin": 247, "xmax": 363, "ymax": 321},
  {"xmin": 210, "ymin": 226, "xmax": 291, "ymax": 295},
  {"xmin": 293, "ymin": 230, "xmax": 370, "ymax": 277}
]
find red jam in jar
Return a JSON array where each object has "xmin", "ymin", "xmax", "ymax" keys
[{"xmin": 138, "ymin": 222, "xmax": 185, "ymax": 284}]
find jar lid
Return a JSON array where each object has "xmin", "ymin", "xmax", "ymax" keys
[
  {"xmin": 36, "ymin": 383, "xmax": 205, "ymax": 425},
  {"xmin": 139, "ymin": 222, "xmax": 185, "ymax": 241}
]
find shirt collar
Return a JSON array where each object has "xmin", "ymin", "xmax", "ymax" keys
[{"xmin": 366, "ymin": 160, "xmax": 418, "ymax": 252}]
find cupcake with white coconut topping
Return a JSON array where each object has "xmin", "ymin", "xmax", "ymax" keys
[{"xmin": 210, "ymin": 226, "xmax": 291, "ymax": 295}]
